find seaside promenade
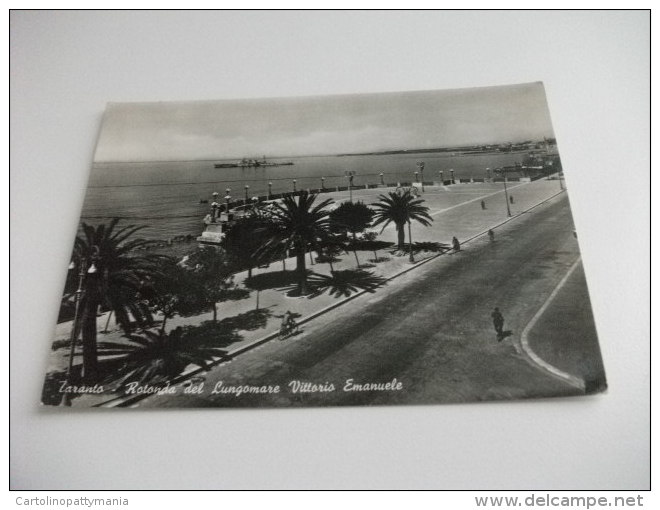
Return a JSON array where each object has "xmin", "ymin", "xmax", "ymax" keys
[{"xmin": 46, "ymin": 176, "xmax": 582, "ymax": 407}]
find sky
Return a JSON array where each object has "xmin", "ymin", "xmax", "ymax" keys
[{"xmin": 94, "ymin": 82, "xmax": 556, "ymax": 162}]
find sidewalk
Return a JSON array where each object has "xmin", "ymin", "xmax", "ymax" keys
[{"xmin": 46, "ymin": 177, "xmax": 565, "ymax": 407}]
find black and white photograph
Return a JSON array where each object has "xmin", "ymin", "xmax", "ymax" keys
[
  {"xmin": 41, "ymin": 82, "xmax": 607, "ymax": 409},
  {"xmin": 12, "ymin": 10, "xmax": 649, "ymax": 491}
]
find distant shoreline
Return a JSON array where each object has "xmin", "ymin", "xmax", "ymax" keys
[
  {"xmin": 336, "ymin": 147, "xmax": 537, "ymax": 157},
  {"xmin": 93, "ymin": 144, "xmax": 549, "ymax": 165}
]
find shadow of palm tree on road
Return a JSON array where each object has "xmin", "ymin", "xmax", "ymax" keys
[
  {"xmin": 301, "ymin": 269, "xmax": 388, "ymax": 298},
  {"xmin": 91, "ymin": 308, "xmax": 274, "ymax": 391},
  {"xmin": 245, "ymin": 269, "xmax": 311, "ymax": 292},
  {"xmin": 390, "ymin": 241, "xmax": 451, "ymax": 257},
  {"xmin": 411, "ymin": 241, "xmax": 450, "ymax": 253}
]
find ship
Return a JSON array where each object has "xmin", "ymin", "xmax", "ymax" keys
[{"xmin": 215, "ymin": 156, "xmax": 294, "ymax": 169}]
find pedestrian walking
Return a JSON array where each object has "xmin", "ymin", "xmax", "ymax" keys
[
  {"xmin": 452, "ymin": 236, "xmax": 461, "ymax": 252},
  {"xmin": 488, "ymin": 229, "xmax": 495, "ymax": 242},
  {"xmin": 491, "ymin": 307, "xmax": 504, "ymax": 340},
  {"xmin": 509, "ymin": 195, "xmax": 514, "ymax": 204},
  {"xmin": 481, "ymin": 200, "xmax": 486, "ymax": 210}
]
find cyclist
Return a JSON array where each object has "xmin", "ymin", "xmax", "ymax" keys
[{"xmin": 280, "ymin": 311, "xmax": 297, "ymax": 338}]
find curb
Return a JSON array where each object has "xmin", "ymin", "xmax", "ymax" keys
[
  {"xmin": 518, "ymin": 256, "xmax": 586, "ymax": 392},
  {"xmin": 97, "ymin": 189, "xmax": 567, "ymax": 408}
]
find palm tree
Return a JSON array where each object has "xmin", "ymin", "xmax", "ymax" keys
[
  {"xmin": 259, "ymin": 191, "xmax": 334, "ymax": 295},
  {"xmin": 67, "ymin": 219, "xmax": 168, "ymax": 383},
  {"xmin": 371, "ymin": 190, "xmax": 433, "ymax": 257}
]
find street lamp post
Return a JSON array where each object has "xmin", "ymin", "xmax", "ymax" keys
[
  {"xmin": 321, "ymin": 177, "xmax": 325, "ymax": 190},
  {"xmin": 244, "ymin": 185, "xmax": 249, "ymax": 203},
  {"xmin": 348, "ymin": 174, "xmax": 353, "ymax": 203},
  {"xmin": 450, "ymin": 169, "xmax": 455, "ymax": 184},
  {"xmin": 268, "ymin": 181, "xmax": 272, "ymax": 199},
  {"xmin": 502, "ymin": 170, "xmax": 512, "ymax": 217},
  {"xmin": 293, "ymin": 179, "xmax": 297, "ymax": 194},
  {"xmin": 380, "ymin": 172, "xmax": 384, "ymax": 185},
  {"xmin": 81, "ymin": 246, "xmax": 100, "ymax": 384},
  {"xmin": 211, "ymin": 192, "xmax": 219, "ymax": 221},
  {"xmin": 61, "ymin": 258, "xmax": 87, "ymax": 406},
  {"xmin": 225, "ymin": 189, "xmax": 231, "ymax": 213},
  {"xmin": 408, "ymin": 221, "xmax": 414, "ymax": 263},
  {"xmin": 417, "ymin": 162, "xmax": 425, "ymax": 192}
]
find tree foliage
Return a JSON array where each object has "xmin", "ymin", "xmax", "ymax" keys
[
  {"xmin": 221, "ymin": 212, "xmax": 272, "ymax": 277},
  {"xmin": 328, "ymin": 201, "xmax": 374, "ymax": 268},
  {"xmin": 66, "ymin": 219, "xmax": 171, "ymax": 382},
  {"xmin": 258, "ymin": 191, "xmax": 334, "ymax": 294},
  {"xmin": 185, "ymin": 247, "xmax": 249, "ymax": 321},
  {"xmin": 140, "ymin": 259, "xmax": 200, "ymax": 333},
  {"xmin": 371, "ymin": 190, "xmax": 433, "ymax": 251},
  {"xmin": 329, "ymin": 201, "xmax": 374, "ymax": 239}
]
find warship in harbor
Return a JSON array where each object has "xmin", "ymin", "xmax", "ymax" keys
[{"xmin": 215, "ymin": 156, "xmax": 294, "ymax": 169}]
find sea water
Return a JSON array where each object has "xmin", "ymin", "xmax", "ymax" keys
[{"xmin": 82, "ymin": 152, "xmax": 524, "ymax": 240}]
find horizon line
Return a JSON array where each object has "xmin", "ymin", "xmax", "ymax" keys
[{"xmin": 94, "ymin": 138, "xmax": 554, "ymax": 165}]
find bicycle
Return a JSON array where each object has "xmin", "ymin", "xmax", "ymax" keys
[{"xmin": 279, "ymin": 320, "xmax": 299, "ymax": 339}]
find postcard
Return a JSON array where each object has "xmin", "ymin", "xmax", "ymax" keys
[{"xmin": 41, "ymin": 82, "xmax": 607, "ymax": 408}]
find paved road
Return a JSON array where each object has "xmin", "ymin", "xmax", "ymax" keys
[{"xmin": 138, "ymin": 193, "xmax": 587, "ymax": 408}]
